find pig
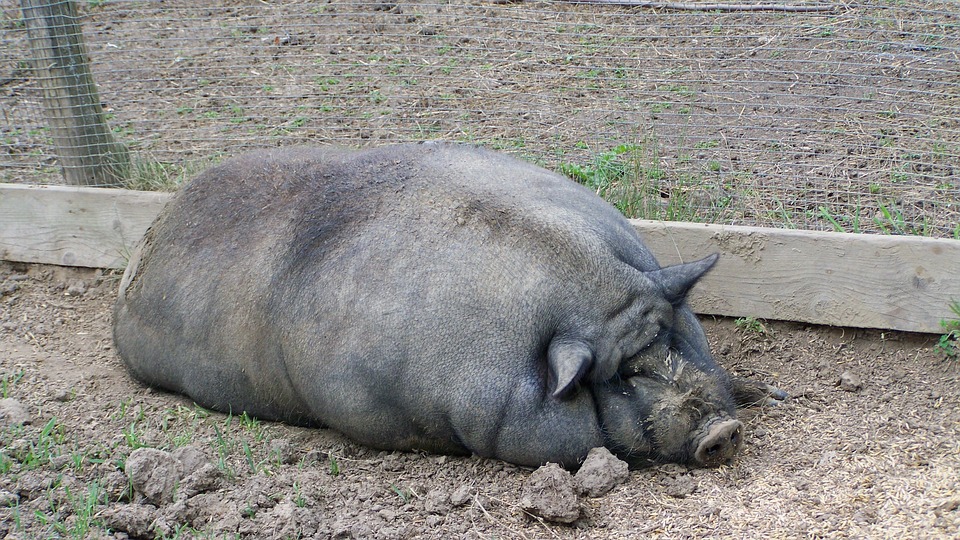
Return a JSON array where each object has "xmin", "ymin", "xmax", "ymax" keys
[{"xmin": 113, "ymin": 142, "xmax": 784, "ymax": 469}]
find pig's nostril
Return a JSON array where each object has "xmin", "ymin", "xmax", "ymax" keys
[
  {"xmin": 695, "ymin": 419, "xmax": 744, "ymax": 466},
  {"xmin": 730, "ymin": 428, "xmax": 742, "ymax": 447}
]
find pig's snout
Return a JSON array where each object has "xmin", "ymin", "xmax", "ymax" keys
[{"xmin": 694, "ymin": 418, "xmax": 743, "ymax": 467}]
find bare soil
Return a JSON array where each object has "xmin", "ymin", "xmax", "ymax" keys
[
  {"xmin": 2, "ymin": 1, "xmax": 959, "ymax": 538},
  {"xmin": 3, "ymin": 0, "xmax": 958, "ymax": 235},
  {"xmin": 1, "ymin": 260, "xmax": 958, "ymax": 539}
]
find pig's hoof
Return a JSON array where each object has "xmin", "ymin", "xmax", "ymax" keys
[
  {"xmin": 764, "ymin": 386, "xmax": 789, "ymax": 405},
  {"xmin": 731, "ymin": 377, "xmax": 788, "ymax": 408}
]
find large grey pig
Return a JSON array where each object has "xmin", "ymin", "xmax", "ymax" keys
[{"xmin": 113, "ymin": 142, "xmax": 783, "ymax": 469}]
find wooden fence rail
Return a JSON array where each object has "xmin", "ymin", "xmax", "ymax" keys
[{"xmin": 1, "ymin": 183, "xmax": 958, "ymax": 334}]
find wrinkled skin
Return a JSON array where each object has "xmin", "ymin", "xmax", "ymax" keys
[{"xmin": 113, "ymin": 142, "xmax": 784, "ymax": 469}]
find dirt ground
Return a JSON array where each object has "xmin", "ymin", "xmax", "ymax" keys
[
  {"xmin": 2, "ymin": 1, "xmax": 959, "ymax": 538},
  {"xmin": 3, "ymin": 0, "xmax": 958, "ymax": 235},
  {"xmin": 1, "ymin": 260, "xmax": 958, "ymax": 539}
]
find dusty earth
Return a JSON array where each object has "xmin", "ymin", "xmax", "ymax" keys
[
  {"xmin": 3, "ymin": 0, "xmax": 959, "ymax": 235},
  {"xmin": 1, "ymin": 260, "xmax": 958, "ymax": 539},
  {"xmin": 2, "ymin": 0, "xmax": 959, "ymax": 538}
]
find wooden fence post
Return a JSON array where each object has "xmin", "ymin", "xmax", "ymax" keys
[{"xmin": 20, "ymin": 0, "xmax": 129, "ymax": 187}]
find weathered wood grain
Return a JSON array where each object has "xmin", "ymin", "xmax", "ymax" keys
[
  {"xmin": 0, "ymin": 183, "xmax": 169, "ymax": 269},
  {"xmin": 2, "ymin": 184, "xmax": 958, "ymax": 333},
  {"xmin": 633, "ymin": 219, "xmax": 960, "ymax": 333}
]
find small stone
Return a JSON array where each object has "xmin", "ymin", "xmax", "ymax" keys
[
  {"xmin": 64, "ymin": 280, "xmax": 87, "ymax": 297},
  {"xmin": 52, "ymin": 388, "xmax": 73, "ymax": 402},
  {"xmin": 934, "ymin": 497, "xmax": 960, "ymax": 516},
  {"xmin": 449, "ymin": 484, "xmax": 474, "ymax": 507},
  {"xmin": 574, "ymin": 447, "xmax": 630, "ymax": 497},
  {"xmin": 1, "ymin": 321, "xmax": 17, "ymax": 331},
  {"xmin": 839, "ymin": 370, "xmax": 863, "ymax": 392},
  {"xmin": 0, "ymin": 398, "xmax": 31, "ymax": 426},
  {"xmin": 519, "ymin": 463, "xmax": 580, "ymax": 524}
]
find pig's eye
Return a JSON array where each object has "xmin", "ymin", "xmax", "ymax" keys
[
  {"xmin": 625, "ymin": 326, "xmax": 667, "ymax": 358},
  {"xmin": 619, "ymin": 340, "xmax": 669, "ymax": 379}
]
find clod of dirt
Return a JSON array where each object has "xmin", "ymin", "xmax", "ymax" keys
[
  {"xmin": 99, "ymin": 503, "xmax": 159, "ymax": 538},
  {"xmin": 0, "ymin": 398, "xmax": 31, "ymax": 426},
  {"xmin": 424, "ymin": 488, "xmax": 452, "ymax": 514},
  {"xmin": 171, "ymin": 445, "xmax": 209, "ymax": 476},
  {"xmin": 0, "ymin": 489, "xmax": 17, "ymax": 507},
  {"xmin": 0, "ymin": 281, "xmax": 18, "ymax": 296},
  {"xmin": 449, "ymin": 484, "xmax": 474, "ymax": 507},
  {"xmin": 5, "ymin": 438, "xmax": 32, "ymax": 462},
  {"xmin": 179, "ymin": 462, "xmax": 223, "ymax": 499},
  {"xmin": 663, "ymin": 474, "xmax": 698, "ymax": 498},
  {"xmin": 520, "ymin": 463, "xmax": 580, "ymax": 524},
  {"xmin": 268, "ymin": 438, "xmax": 298, "ymax": 464},
  {"xmin": 574, "ymin": 447, "xmax": 630, "ymax": 497},
  {"xmin": 125, "ymin": 447, "xmax": 184, "ymax": 505},
  {"xmin": 839, "ymin": 370, "xmax": 863, "ymax": 392},
  {"xmin": 15, "ymin": 471, "xmax": 57, "ymax": 499},
  {"xmin": 101, "ymin": 470, "xmax": 133, "ymax": 503}
]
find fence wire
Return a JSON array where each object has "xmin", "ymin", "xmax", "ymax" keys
[{"xmin": 2, "ymin": 0, "xmax": 958, "ymax": 236}]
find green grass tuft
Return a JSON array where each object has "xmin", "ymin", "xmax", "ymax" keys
[
  {"xmin": 735, "ymin": 317, "xmax": 768, "ymax": 335},
  {"xmin": 557, "ymin": 141, "xmax": 725, "ymax": 223},
  {"xmin": 935, "ymin": 300, "xmax": 960, "ymax": 360}
]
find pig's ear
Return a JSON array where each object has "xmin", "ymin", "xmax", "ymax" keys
[
  {"xmin": 649, "ymin": 253, "xmax": 718, "ymax": 304},
  {"xmin": 547, "ymin": 340, "xmax": 593, "ymax": 399}
]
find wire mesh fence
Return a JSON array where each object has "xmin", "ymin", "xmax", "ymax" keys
[{"xmin": 2, "ymin": 0, "xmax": 958, "ymax": 236}]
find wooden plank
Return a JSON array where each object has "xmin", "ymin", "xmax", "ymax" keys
[
  {"xmin": 632, "ymin": 219, "xmax": 960, "ymax": 334},
  {"xmin": 0, "ymin": 183, "xmax": 170, "ymax": 269},
  {"xmin": 1, "ymin": 184, "xmax": 958, "ymax": 333}
]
